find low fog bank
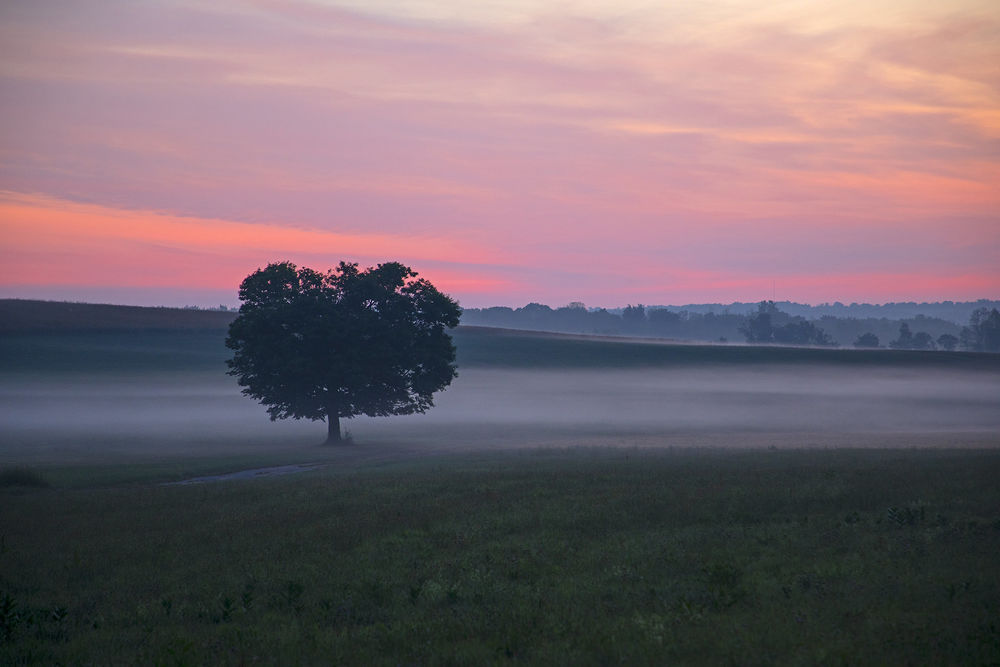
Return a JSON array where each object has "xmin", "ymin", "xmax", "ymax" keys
[
  {"xmin": 2, "ymin": 364, "xmax": 998, "ymax": 463},
  {"xmin": 420, "ymin": 366, "xmax": 1000, "ymax": 431}
]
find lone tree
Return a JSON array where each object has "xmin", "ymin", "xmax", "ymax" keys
[{"xmin": 226, "ymin": 261, "xmax": 460, "ymax": 443}]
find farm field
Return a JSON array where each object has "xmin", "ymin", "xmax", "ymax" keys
[
  {"xmin": 1, "ymin": 301, "xmax": 999, "ymax": 663},
  {"xmin": 3, "ymin": 448, "xmax": 1000, "ymax": 664}
]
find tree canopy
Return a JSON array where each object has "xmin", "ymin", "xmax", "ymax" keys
[
  {"xmin": 225, "ymin": 261, "xmax": 461, "ymax": 443},
  {"xmin": 853, "ymin": 332, "xmax": 880, "ymax": 348}
]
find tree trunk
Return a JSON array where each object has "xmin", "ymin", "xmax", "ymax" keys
[{"xmin": 325, "ymin": 412, "xmax": 341, "ymax": 444}]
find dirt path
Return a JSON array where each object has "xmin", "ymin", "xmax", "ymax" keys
[
  {"xmin": 158, "ymin": 429, "xmax": 1000, "ymax": 486},
  {"xmin": 163, "ymin": 463, "xmax": 327, "ymax": 485}
]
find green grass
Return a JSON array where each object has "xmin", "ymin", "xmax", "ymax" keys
[
  {"xmin": 2, "ymin": 447, "xmax": 999, "ymax": 664},
  {"xmin": 16, "ymin": 450, "xmax": 333, "ymax": 489}
]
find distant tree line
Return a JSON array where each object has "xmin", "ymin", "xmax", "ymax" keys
[
  {"xmin": 181, "ymin": 304, "xmax": 235, "ymax": 311},
  {"xmin": 463, "ymin": 302, "xmax": 746, "ymax": 342},
  {"xmin": 616, "ymin": 299, "xmax": 1000, "ymax": 325},
  {"xmin": 851, "ymin": 307, "xmax": 1000, "ymax": 352},
  {"xmin": 460, "ymin": 302, "xmax": 1000, "ymax": 351},
  {"xmin": 960, "ymin": 307, "xmax": 1000, "ymax": 351},
  {"xmin": 852, "ymin": 324, "xmax": 950, "ymax": 351},
  {"xmin": 739, "ymin": 301, "xmax": 836, "ymax": 346}
]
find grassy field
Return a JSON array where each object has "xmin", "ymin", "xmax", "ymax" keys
[
  {"xmin": 1, "ymin": 300, "xmax": 999, "ymax": 662},
  {"xmin": 3, "ymin": 448, "xmax": 1000, "ymax": 665},
  {"xmin": 4, "ymin": 323, "xmax": 999, "ymax": 376}
]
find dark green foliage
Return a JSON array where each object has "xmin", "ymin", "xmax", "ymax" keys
[
  {"xmin": 740, "ymin": 300, "xmax": 782, "ymax": 343},
  {"xmin": 890, "ymin": 322, "xmax": 914, "ymax": 349},
  {"xmin": 891, "ymin": 323, "xmax": 939, "ymax": 350},
  {"xmin": 816, "ymin": 314, "xmax": 960, "ymax": 349},
  {"xmin": 853, "ymin": 332, "xmax": 879, "ymax": 348},
  {"xmin": 2, "ymin": 449, "xmax": 999, "ymax": 664},
  {"xmin": 937, "ymin": 333, "xmax": 958, "ymax": 351},
  {"xmin": 647, "ymin": 307, "xmax": 682, "ymax": 334},
  {"xmin": 0, "ymin": 592, "xmax": 19, "ymax": 641},
  {"xmin": 226, "ymin": 261, "xmax": 460, "ymax": 440},
  {"xmin": 961, "ymin": 307, "xmax": 1000, "ymax": 352},
  {"xmin": 621, "ymin": 304, "xmax": 646, "ymax": 334},
  {"xmin": 772, "ymin": 319, "xmax": 836, "ymax": 346},
  {"xmin": 740, "ymin": 301, "xmax": 836, "ymax": 346},
  {"xmin": 912, "ymin": 331, "xmax": 936, "ymax": 350}
]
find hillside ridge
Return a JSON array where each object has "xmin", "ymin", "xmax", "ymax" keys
[{"xmin": 0, "ymin": 299, "xmax": 237, "ymax": 332}]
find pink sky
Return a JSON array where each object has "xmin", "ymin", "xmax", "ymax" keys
[{"xmin": 1, "ymin": 0, "xmax": 998, "ymax": 308}]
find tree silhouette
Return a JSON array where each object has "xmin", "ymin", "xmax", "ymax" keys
[
  {"xmin": 647, "ymin": 308, "xmax": 681, "ymax": 336},
  {"xmin": 739, "ymin": 302, "xmax": 777, "ymax": 343},
  {"xmin": 226, "ymin": 261, "xmax": 460, "ymax": 443},
  {"xmin": 621, "ymin": 304, "xmax": 646, "ymax": 334},
  {"xmin": 740, "ymin": 301, "xmax": 835, "ymax": 346},
  {"xmin": 853, "ymin": 332, "xmax": 880, "ymax": 348},
  {"xmin": 911, "ymin": 331, "xmax": 935, "ymax": 350},
  {"xmin": 961, "ymin": 308, "xmax": 1000, "ymax": 352},
  {"xmin": 889, "ymin": 323, "xmax": 914, "ymax": 349},
  {"xmin": 936, "ymin": 333, "xmax": 958, "ymax": 351}
]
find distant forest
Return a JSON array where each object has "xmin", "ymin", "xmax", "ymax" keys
[
  {"xmin": 461, "ymin": 300, "xmax": 1000, "ymax": 351},
  {"xmin": 608, "ymin": 299, "xmax": 1000, "ymax": 325}
]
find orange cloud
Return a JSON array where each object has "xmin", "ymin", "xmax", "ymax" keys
[{"xmin": 0, "ymin": 192, "xmax": 509, "ymax": 289}]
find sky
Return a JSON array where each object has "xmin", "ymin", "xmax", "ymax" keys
[{"xmin": 1, "ymin": 0, "xmax": 998, "ymax": 308}]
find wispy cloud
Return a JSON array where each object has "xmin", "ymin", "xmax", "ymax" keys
[{"xmin": 0, "ymin": 191, "xmax": 510, "ymax": 285}]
